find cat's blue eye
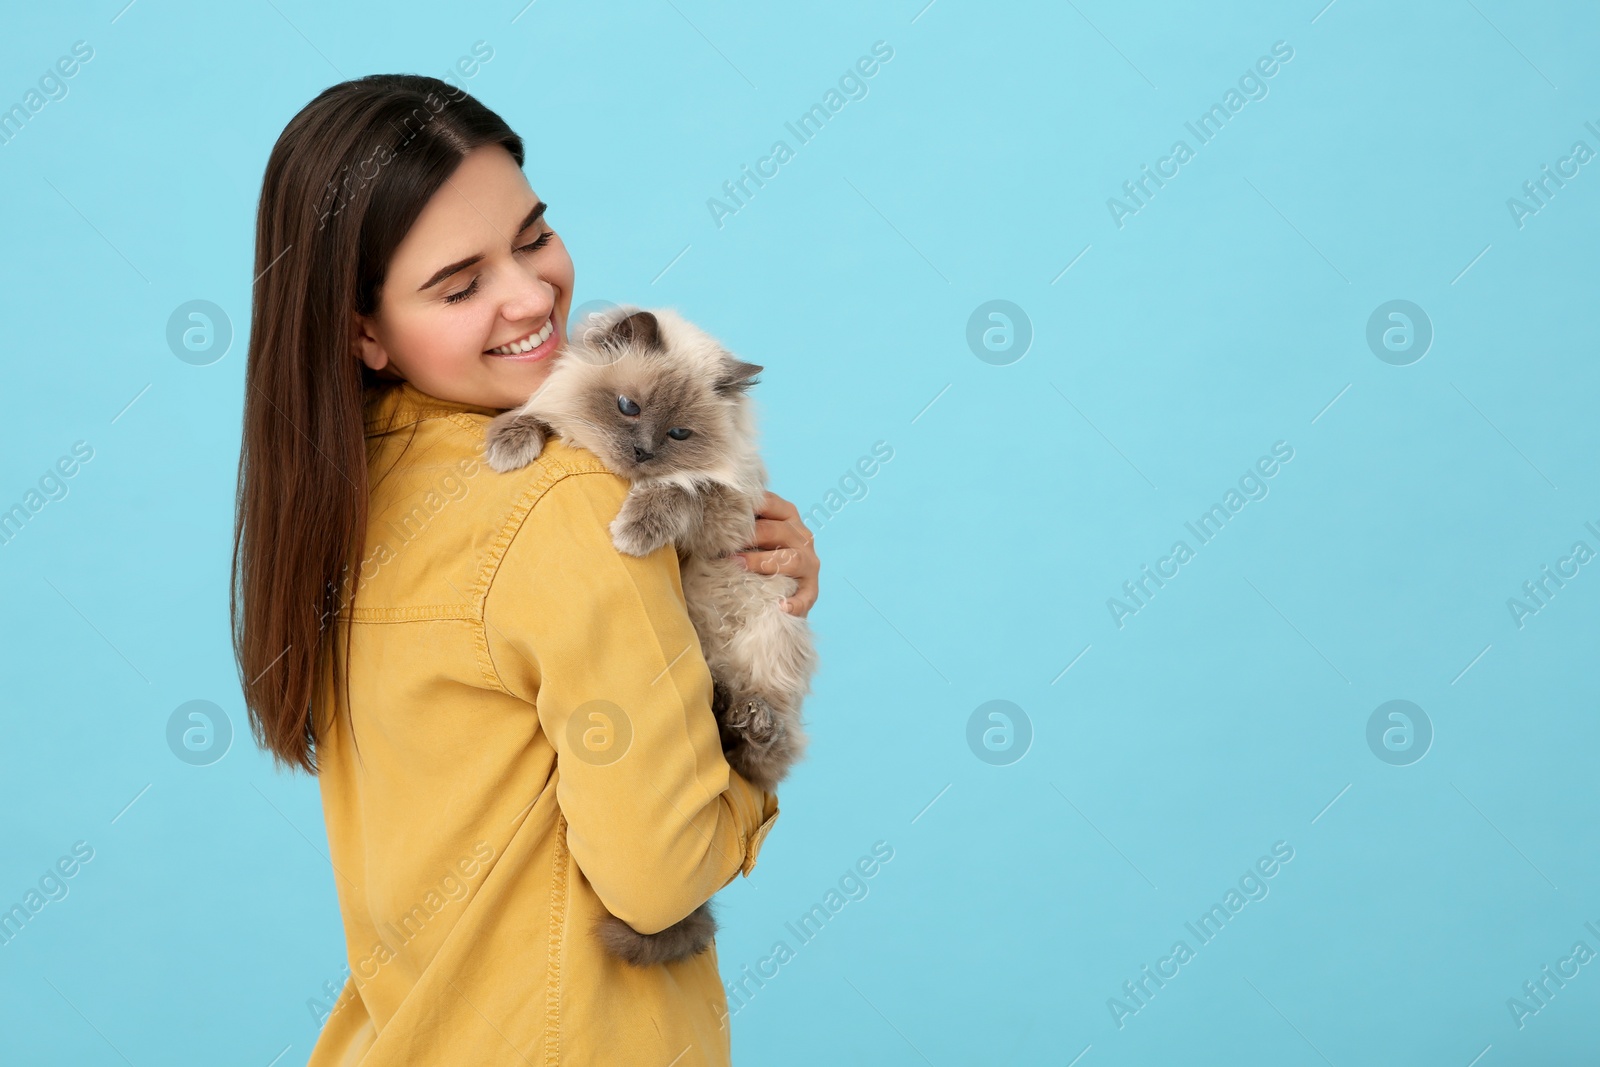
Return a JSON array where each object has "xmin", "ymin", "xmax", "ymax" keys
[
  {"xmin": 618, "ymin": 396, "xmax": 641, "ymax": 416},
  {"xmin": 666, "ymin": 427, "xmax": 691, "ymax": 440}
]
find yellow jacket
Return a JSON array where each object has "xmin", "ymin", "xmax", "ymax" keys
[{"xmin": 307, "ymin": 380, "xmax": 780, "ymax": 1066}]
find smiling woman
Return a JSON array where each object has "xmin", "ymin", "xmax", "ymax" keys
[
  {"xmin": 233, "ymin": 73, "xmax": 818, "ymax": 1067},
  {"xmin": 350, "ymin": 147, "xmax": 575, "ymax": 411}
]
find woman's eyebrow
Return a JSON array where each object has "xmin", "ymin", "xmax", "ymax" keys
[
  {"xmin": 416, "ymin": 201, "xmax": 549, "ymax": 292},
  {"xmin": 514, "ymin": 200, "xmax": 549, "ymax": 236}
]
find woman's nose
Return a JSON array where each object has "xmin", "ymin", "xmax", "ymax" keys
[{"xmin": 498, "ymin": 269, "xmax": 556, "ymax": 322}]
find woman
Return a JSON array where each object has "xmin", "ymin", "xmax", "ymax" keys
[{"xmin": 232, "ymin": 74, "xmax": 819, "ymax": 1065}]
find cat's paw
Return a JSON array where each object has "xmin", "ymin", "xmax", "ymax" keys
[
  {"xmin": 609, "ymin": 513, "xmax": 668, "ymax": 557},
  {"xmin": 724, "ymin": 696, "xmax": 778, "ymax": 745},
  {"xmin": 610, "ymin": 487, "xmax": 687, "ymax": 556},
  {"xmin": 484, "ymin": 411, "xmax": 547, "ymax": 472}
]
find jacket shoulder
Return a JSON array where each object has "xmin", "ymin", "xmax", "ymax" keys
[
  {"xmin": 523, "ymin": 434, "xmax": 616, "ymax": 481},
  {"xmin": 488, "ymin": 437, "xmax": 633, "ymax": 565},
  {"xmin": 368, "ymin": 413, "xmax": 615, "ymax": 511},
  {"xmin": 352, "ymin": 416, "xmax": 620, "ymax": 618}
]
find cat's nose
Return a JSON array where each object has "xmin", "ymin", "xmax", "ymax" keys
[{"xmin": 633, "ymin": 446, "xmax": 654, "ymax": 463}]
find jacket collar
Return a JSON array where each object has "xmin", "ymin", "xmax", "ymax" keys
[{"xmin": 363, "ymin": 380, "xmax": 506, "ymax": 437}]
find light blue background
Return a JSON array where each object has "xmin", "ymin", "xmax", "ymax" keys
[{"xmin": 2, "ymin": 0, "xmax": 1597, "ymax": 1063}]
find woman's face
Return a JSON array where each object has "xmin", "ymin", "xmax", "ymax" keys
[{"xmin": 352, "ymin": 143, "xmax": 574, "ymax": 410}]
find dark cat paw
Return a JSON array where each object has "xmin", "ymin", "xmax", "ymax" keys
[
  {"xmin": 484, "ymin": 411, "xmax": 548, "ymax": 472},
  {"xmin": 723, "ymin": 696, "xmax": 778, "ymax": 745}
]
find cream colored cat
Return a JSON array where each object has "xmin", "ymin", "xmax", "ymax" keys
[{"xmin": 484, "ymin": 305, "xmax": 815, "ymax": 966}]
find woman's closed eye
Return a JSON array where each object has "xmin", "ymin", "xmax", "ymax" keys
[{"xmin": 443, "ymin": 229, "xmax": 556, "ymax": 305}]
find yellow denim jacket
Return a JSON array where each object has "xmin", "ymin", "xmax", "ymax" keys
[{"xmin": 307, "ymin": 380, "xmax": 780, "ymax": 1066}]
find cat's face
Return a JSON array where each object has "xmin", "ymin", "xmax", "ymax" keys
[{"xmin": 530, "ymin": 307, "xmax": 761, "ymax": 479}]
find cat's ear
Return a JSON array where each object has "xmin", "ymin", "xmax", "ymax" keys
[
  {"xmin": 599, "ymin": 310, "xmax": 662, "ymax": 352},
  {"xmin": 715, "ymin": 357, "xmax": 763, "ymax": 396}
]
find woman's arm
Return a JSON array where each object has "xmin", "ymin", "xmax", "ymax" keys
[{"xmin": 483, "ymin": 470, "xmax": 779, "ymax": 935}]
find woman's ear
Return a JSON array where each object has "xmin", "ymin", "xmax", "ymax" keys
[{"xmin": 351, "ymin": 312, "xmax": 390, "ymax": 372}]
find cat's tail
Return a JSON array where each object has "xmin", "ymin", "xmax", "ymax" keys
[{"xmin": 593, "ymin": 900, "xmax": 718, "ymax": 967}]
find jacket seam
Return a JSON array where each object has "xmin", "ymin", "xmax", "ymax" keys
[
  {"xmin": 474, "ymin": 462, "xmax": 615, "ymax": 697},
  {"xmin": 344, "ymin": 605, "xmax": 477, "ymax": 623},
  {"xmin": 545, "ymin": 809, "xmax": 569, "ymax": 1066},
  {"xmin": 363, "ymin": 409, "xmax": 499, "ymax": 437},
  {"xmin": 347, "ymin": 411, "xmax": 494, "ymax": 623}
]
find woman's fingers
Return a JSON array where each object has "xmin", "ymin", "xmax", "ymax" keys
[
  {"xmin": 745, "ymin": 517, "xmax": 809, "ymax": 550},
  {"xmin": 737, "ymin": 546, "xmax": 818, "ymax": 616},
  {"xmin": 733, "ymin": 491, "xmax": 820, "ymax": 616},
  {"xmin": 754, "ymin": 490, "xmax": 801, "ymax": 524}
]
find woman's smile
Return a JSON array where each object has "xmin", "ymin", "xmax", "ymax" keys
[
  {"xmin": 350, "ymin": 144, "xmax": 576, "ymax": 409},
  {"xmin": 487, "ymin": 316, "xmax": 559, "ymax": 361}
]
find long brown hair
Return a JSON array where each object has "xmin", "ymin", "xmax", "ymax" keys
[{"xmin": 233, "ymin": 74, "xmax": 523, "ymax": 772}]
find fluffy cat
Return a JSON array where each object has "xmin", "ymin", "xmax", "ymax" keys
[{"xmin": 483, "ymin": 305, "xmax": 816, "ymax": 967}]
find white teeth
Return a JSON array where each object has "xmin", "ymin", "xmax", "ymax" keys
[{"xmin": 491, "ymin": 319, "xmax": 554, "ymax": 355}]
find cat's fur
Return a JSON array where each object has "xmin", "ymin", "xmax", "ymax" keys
[{"xmin": 483, "ymin": 305, "xmax": 815, "ymax": 967}]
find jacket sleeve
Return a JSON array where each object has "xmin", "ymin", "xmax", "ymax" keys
[{"xmin": 483, "ymin": 467, "xmax": 780, "ymax": 935}]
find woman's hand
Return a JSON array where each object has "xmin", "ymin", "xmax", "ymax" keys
[{"xmin": 734, "ymin": 491, "xmax": 820, "ymax": 617}]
